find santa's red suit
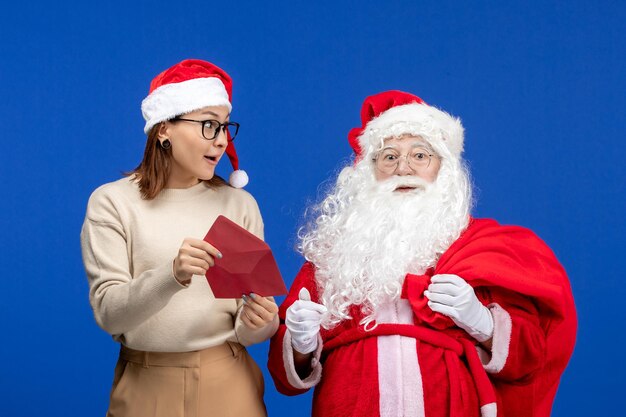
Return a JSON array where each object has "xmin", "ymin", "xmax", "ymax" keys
[{"xmin": 268, "ymin": 218, "xmax": 576, "ymax": 417}]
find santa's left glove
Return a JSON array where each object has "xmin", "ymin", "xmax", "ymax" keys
[
  {"xmin": 425, "ymin": 274, "xmax": 494, "ymax": 342},
  {"xmin": 285, "ymin": 288, "xmax": 328, "ymax": 354}
]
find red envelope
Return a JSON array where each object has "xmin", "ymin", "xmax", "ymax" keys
[{"xmin": 203, "ymin": 215, "xmax": 287, "ymax": 298}]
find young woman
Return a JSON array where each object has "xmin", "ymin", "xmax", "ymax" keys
[{"xmin": 81, "ymin": 59, "xmax": 278, "ymax": 417}]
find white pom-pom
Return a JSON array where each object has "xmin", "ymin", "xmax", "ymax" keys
[{"xmin": 229, "ymin": 169, "xmax": 249, "ymax": 188}]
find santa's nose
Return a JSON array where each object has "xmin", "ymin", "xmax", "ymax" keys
[{"xmin": 395, "ymin": 158, "xmax": 414, "ymax": 175}]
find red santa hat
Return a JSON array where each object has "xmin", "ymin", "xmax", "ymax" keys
[
  {"xmin": 348, "ymin": 90, "xmax": 464, "ymax": 162},
  {"xmin": 141, "ymin": 59, "xmax": 248, "ymax": 188}
]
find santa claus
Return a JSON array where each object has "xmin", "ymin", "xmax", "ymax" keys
[{"xmin": 267, "ymin": 91, "xmax": 576, "ymax": 417}]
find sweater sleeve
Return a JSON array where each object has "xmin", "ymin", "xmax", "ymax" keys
[
  {"xmin": 242, "ymin": 191, "xmax": 265, "ymax": 240},
  {"xmin": 475, "ymin": 287, "xmax": 546, "ymax": 382},
  {"xmin": 80, "ymin": 189, "xmax": 183, "ymax": 336},
  {"xmin": 232, "ymin": 297, "xmax": 280, "ymax": 346},
  {"xmin": 226, "ymin": 191, "xmax": 280, "ymax": 345}
]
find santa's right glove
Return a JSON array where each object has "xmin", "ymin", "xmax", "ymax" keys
[{"xmin": 285, "ymin": 288, "xmax": 327, "ymax": 354}]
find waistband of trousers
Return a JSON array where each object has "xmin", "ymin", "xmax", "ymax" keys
[{"xmin": 119, "ymin": 342, "xmax": 244, "ymax": 368}]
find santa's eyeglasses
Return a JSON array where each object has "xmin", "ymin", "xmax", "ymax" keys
[{"xmin": 373, "ymin": 148, "xmax": 436, "ymax": 174}]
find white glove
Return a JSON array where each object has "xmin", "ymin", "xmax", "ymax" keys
[
  {"xmin": 285, "ymin": 288, "xmax": 327, "ymax": 354},
  {"xmin": 425, "ymin": 274, "xmax": 494, "ymax": 342}
]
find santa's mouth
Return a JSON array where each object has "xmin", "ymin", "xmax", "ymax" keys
[{"xmin": 394, "ymin": 186, "xmax": 420, "ymax": 193}]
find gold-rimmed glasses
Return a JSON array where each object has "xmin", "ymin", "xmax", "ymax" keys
[{"xmin": 373, "ymin": 147, "xmax": 436, "ymax": 174}]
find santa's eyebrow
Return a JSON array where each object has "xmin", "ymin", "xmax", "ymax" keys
[
  {"xmin": 380, "ymin": 141, "xmax": 434, "ymax": 153},
  {"xmin": 410, "ymin": 140, "xmax": 438, "ymax": 155},
  {"xmin": 408, "ymin": 139, "xmax": 434, "ymax": 150}
]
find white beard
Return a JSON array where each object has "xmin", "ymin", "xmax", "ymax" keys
[{"xmin": 299, "ymin": 157, "xmax": 472, "ymax": 329}]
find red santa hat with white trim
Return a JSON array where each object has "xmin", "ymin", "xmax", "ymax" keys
[
  {"xmin": 141, "ymin": 59, "xmax": 248, "ymax": 188},
  {"xmin": 348, "ymin": 90, "xmax": 464, "ymax": 162}
]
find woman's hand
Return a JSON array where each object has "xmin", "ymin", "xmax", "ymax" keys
[
  {"xmin": 240, "ymin": 293, "xmax": 279, "ymax": 330},
  {"xmin": 173, "ymin": 238, "xmax": 222, "ymax": 285}
]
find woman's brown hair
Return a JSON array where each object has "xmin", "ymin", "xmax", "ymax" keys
[{"xmin": 127, "ymin": 123, "xmax": 227, "ymax": 200}]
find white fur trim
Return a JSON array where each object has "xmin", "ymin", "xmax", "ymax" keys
[
  {"xmin": 376, "ymin": 301, "xmax": 424, "ymax": 417},
  {"xmin": 479, "ymin": 303, "xmax": 512, "ymax": 374},
  {"xmin": 481, "ymin": 402, "xmax": 497, "ymax": 417},
  {"xmin": 377, "ymin": 335, "xmax": 425, "ymax": 417},
  {"xmin": 375, "ymin": 300, "xmax": 414, "ymax": 325},
  {"xmin": 282, "ymin": 329, "xmax": 323, "ymax": 389},
  {"xmin": 229, "ymin": 169, "xmax": 249, "ymax": 188},
  {"xmin": 141, "ymin": 77, "xmax": 232, "ymax": 133},
  {"xmin": 359, "ymin": 103, "xmax": 464, "ymax": 158}
]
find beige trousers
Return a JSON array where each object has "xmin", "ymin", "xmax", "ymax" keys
[{"xmin": 106, "ymin": 342, "xmax": 266, "ymax": 417}]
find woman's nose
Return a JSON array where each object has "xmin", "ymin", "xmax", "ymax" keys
[{"xmin": 213, "ymin": 128, "xmax": 229, "ymax": 147}]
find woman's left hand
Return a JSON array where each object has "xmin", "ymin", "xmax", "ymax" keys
[{"xmin": 240, "ymin": 293, "xmax": 279, "ymax": 330}]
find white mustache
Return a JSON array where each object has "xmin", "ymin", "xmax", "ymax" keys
[{"xmin": 375, "ymin": 176, "xmax": 430, "ymax": 193}]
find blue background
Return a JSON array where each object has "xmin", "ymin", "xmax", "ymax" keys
[{"xmin": 1, "ymin": 0, "xmax": 624, "ymax": 415}]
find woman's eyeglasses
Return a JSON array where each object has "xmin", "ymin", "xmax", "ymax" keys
[{"xmin": 171, "ymin": 118, "xmax": 240, "ymax": 141}]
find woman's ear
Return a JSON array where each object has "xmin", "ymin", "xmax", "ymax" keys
[{"xmin": 157, "ymin": 122, "xmax": 171, "ymax": 140}]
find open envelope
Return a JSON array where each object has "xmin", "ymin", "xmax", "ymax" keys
[{"xmin": 203, "ymin": 215, "xmax": 287, "ymax": 298}]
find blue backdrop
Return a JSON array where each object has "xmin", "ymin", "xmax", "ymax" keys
[{"xmin": 1, "ymin": 1, "xmax": 624, "ymax": 415}]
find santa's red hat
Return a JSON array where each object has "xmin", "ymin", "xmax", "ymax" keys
[
  {"xmin": 348, "ymin": 90, "xmax": 464, "ymax": 162},
  {"xmin": 141, "ymin": 59, "xmax": 248, "ymax": 188}
]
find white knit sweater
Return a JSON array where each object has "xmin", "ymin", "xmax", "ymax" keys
[{"xmin": 80, "ymin": 177, "xmax": 278, "ymax": 352}]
